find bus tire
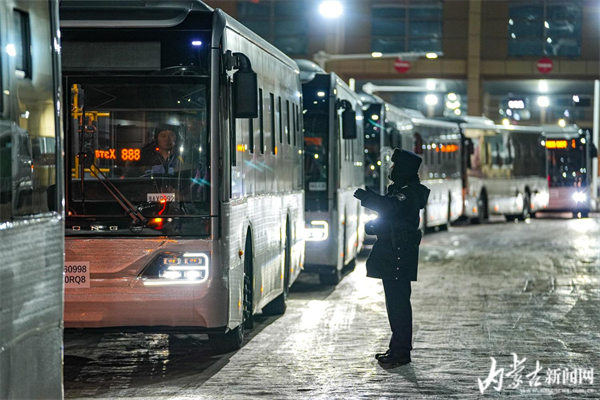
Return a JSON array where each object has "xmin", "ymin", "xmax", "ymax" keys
[
  {"xmin": 439, "ymin": 192, "xmax": 452, "ymax": 231},
  {"xmin": 517, "ymin": 192, "xmax": 531, "ymax": 221},
  {"xmin": 262, "ymin": 222, "xmax": 291, "ymax": 316},
  {"xmin": 574, "ymin": 211, "xmax": 589, "ymax": 218},
  {"xmin": 320, "ymin": 268, "xmax": 342, "ymax": 285},
  {"xmin": 471, "ymin": 192, "xmax": 488, "ymax": 224},
  {"xmin": 209, "ymin": 234, "xmax": 253, "ymax": 353},
  {"xmin": 209, "ymin": 324, "xmax": 244, "ymax": 354}
]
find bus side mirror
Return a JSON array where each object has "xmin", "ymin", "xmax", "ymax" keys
[
  {"xmin": 232, "ymin": 52, "xmax": 258, "ymax": 119},
  {"xmin": 466, "ymin": 139, "xmax": 474, "ymax": 168},
  {"xmin": 342, "ymin": 109, "xmax": 357, "ymax": 139}
]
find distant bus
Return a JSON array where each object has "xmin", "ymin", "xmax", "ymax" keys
[
  {"xmin": 297, "ymin": 60, "xmax": 364, "ymax": 285},
  {"xmin": 361, "ymin": 94, "xmax": 462, "ymax": 231},
  {"xmin": 61, "ymin": 1, "xmax": 305, "ymax": 352},
  {"xmin": 0, "ymin": 0, "xmax": 64, "ymax": 398},
  {"xmin": 543, "ymin": 126, "xmax": 597, "ymax": 218},
  {"xmin": 459, "ymin": 121, "xmax": 549, "ymax": 222}
]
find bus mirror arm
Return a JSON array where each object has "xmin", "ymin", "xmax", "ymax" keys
[{"xmin": 228, "ymin": 51, "xmax": 258, "ymax": 119}]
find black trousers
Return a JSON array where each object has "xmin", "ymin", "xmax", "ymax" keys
[{"xmin": 382, "ymin": 279, "xmax": 412, "ymax": 356}]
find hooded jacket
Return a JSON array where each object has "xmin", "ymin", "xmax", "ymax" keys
[{"xmin": 360, "ymin": 181, "xmax": 430, "ymax": 281}]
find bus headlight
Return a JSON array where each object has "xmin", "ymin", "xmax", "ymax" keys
[
  {"xmin": 305, "ymin": 220, "xmax": 329, "ymax": 241},
  {"xmin": 141, "ymin": 252, "xmax": 209, "ymax": 284},
  {"xmin": 572, "ymin": 192, "xmax": 587, "ymax": 203}
]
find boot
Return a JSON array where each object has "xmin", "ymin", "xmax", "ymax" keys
[
  {"xmin": 374, "ymin": 349, "xmax": 391, "ymax": 360},
  {"xmin": 378, "ymin": 352, "xmax": 411, "ymax": 366}
]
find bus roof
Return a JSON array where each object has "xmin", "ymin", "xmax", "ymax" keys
[
  {"xmin": 61, "ymin": 0, "xmax": 212, "ymax": 28},
  {"xmin": 60, "ymin": 1, "xmax": 299, "ymax": 73}
]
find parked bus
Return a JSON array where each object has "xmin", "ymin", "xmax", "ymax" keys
[
  {"xmin": 0, "ymin": 0, "xmax": 64, "ymax": 398},
  {"xmin": 360, "ymin": 94, "xmax": 462, "ymax": 231},
  {"xmin": 296, "ymin": 60, "xmax": 364, "ymax": 285},
  {"xmin": 458, "ymin": 121, "xmax": 549, "ymax": 222},
  {"xmin": 543, "ymin": 126, "xmax": 597, "ymax": 218},
  {"xmin": 60, "ymin": 0, "xmax": 305, "ymax": 352}
]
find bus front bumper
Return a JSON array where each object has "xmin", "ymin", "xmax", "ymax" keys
[{"xmin": 64, "ymin": 279, "xmax": 229, "ymax": 329}]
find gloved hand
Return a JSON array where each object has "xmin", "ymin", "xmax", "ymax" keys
[{"xmin": 354, "ymin": 188, "xmax": 369, "ymax": 201}]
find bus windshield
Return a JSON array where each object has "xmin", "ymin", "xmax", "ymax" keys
[
  {"xmin": 548, "ymin": 145, "xmax": 587, "ymax": 187},
  {"xmin": 66, "ymin": 78, "xmax": 210, "ymax": 228}
]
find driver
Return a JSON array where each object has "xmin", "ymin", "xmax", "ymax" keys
[{"xmin": 137, "ymin": 125, "xmax": 184, "ymax": 175}]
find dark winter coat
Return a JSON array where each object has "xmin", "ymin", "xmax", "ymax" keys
[{"xmin": 360, "ymin": 182, "xmax": 430, "ymax": 281}]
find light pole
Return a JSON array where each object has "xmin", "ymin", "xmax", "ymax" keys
[{"xmin": 319, "ymin": 1, "xmax": 344, "ymax": 55}]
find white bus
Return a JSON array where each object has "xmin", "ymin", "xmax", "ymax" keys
[
  {"xmin": 297, "ymin": 60, "xmax": 365, "ymax": 285},
  {"xmin": 60, "ymin": 0, "xmax": 305, "ymax": 352},
  {"xmin": 459, "ymin": 121, "xmax": 549, "ymax": 222},
  {"xmin": 543, "ymin": 125, "xmax": 596, "ymax": 218},
  {"xmin": 0, "ymin": 0, "xmax": 64, "ymax": 398}
]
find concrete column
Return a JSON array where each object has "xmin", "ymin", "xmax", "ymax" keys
[{"xmin": 467, "ymin": 0, "xmax": 482, "ymax": 116}]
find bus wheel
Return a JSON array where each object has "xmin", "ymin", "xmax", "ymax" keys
[
  {"xmin": 439, "ymin": 193, "xmax": 451, "ymax": 231},
  {"xmin": 574, "ymin": 211, "xmax": 589, "ymax": 218},
  {"xmin": 471, "ymin": 193, "xmax": 488, "ymax": 224},
  {"xmin": 262, "ymin": 223, "xmax": 291, "ymax": 316},
  {"xmin": 209, "ymin": 236, "xmax": 253, "ymax": 353},
  {"xmin": 209, "ymin": 324, "xmax": 244, "ymax": 354},
  {"xmin": 518, "ymin": 193, "xmax": 531, "ymax": 221},
  {"xmin": 320, "ymin": 268, "xmax": 342, "ymax": 285}
]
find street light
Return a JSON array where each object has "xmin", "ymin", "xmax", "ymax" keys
[
  {"xmin": 537, "ymin": 96, "xmax": 550, "ymax": 108},
  {"xmin": 319, "ymin": 1, "xmax": 343, "ymax": 18},
  {"xmin": 425, "ymin": 94, "xmax": 438, "ymax": 106}
]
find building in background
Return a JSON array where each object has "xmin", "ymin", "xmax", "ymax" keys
[{"xmin": 207, "ymin": 0, "xmax": 599, "ymax": 129}]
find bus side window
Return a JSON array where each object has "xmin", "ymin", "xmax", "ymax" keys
[
  {"xmin": 413, "ymin": 133, "xmax": 423, "ymax": 155},
  {"xmin": 13, "ymin": 10, "xmax": 32, "ymax": 78},
  {"xmin": 294, "ymin": 104, "xmax": 299, "ymax": 147},
  {"xmin": 270, "ymin": 92, "xmax": 275, "ymax": 155},
  {"xmin": 259, "ymin": 88, "xmax": 264, "ymax": 154},
  {"xmin": 278, "ymin": 96, "xmax": 282, "ymax": 144},
  {"xmin": 286, "ymin": 100, "xmax": 291, "ymax": 145},
  {"xmin": 292, "ymin": 104, "xmax": 296, "ymax": 147}
]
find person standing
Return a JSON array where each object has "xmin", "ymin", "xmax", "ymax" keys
[{"xmin": 354, "ymin": 149, "xmax": 430, "ymax": 366}]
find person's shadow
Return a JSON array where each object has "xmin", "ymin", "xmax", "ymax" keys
[{"xmin": 379, "ymin": 363, "xmax": 420, "ymax": 386}]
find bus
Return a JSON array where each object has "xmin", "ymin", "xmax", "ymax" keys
[
  {"xmin": 360, "ymin": 94, "xmax": 462, "ymax": 231},
  {"xmin": 0, "ymin": 0, "xmax": 64, "ymax": 398},
  {"xmin": 458, "ymin": 121, "xmax": 549, "ymax": 222},
  {"xmin": 60, "ymin": 0, "xmax": 305, "ymax": 352},
  {"xmin": 543, "ymin": 126, "xmax": 597, "ymax": 218},
  {"xmin": 296, "ymin": 60, "xmax": 365, "ymax": 285}
]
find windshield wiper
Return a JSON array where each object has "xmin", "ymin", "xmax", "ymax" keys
[{"xmin": 84, "ymin": 159, "xmax": 148, "ymax": 227}]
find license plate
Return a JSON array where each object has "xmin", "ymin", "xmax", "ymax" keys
[
  {"xmin": 147, "ymin": 193, "xmax": 176, "ymax": 202},
  {"xmin": 309, "ymin": 182, "xmax": 326, "ymax": 191},
  {"xmin": 64, "ymin": 261, "xmax": 90, "ymax": 289}
]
